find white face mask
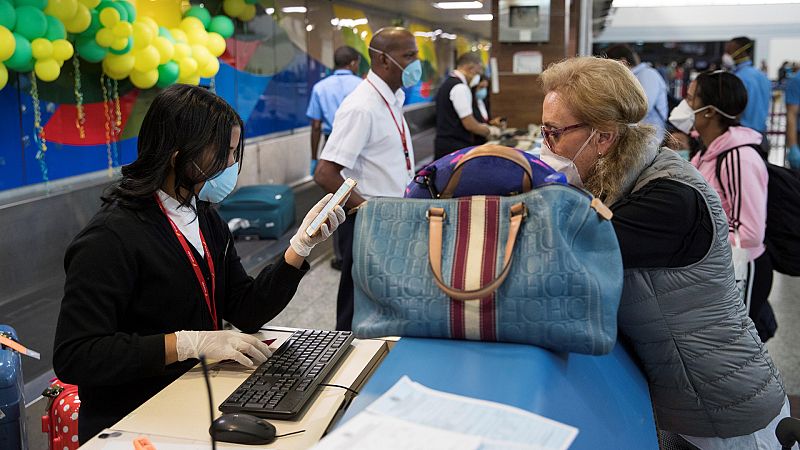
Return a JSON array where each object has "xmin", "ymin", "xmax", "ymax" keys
[
  {"xmin": 721, "ymin": 53, "xmax": 735, "ymax": 70},
  {"xmin": 539, "ymin": 129, "xmax": 596, "ymax": 189},
  {"xmin": 469, "ymin": 74, "xmax": 480, "ymax": 88},
  {"xmin": 668, "ymin": 99, "xmax": 736, "ymax": 134}
]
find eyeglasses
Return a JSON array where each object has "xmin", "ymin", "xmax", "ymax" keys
[{"xmin": 540, "ymin": 123, "xmax": 588, "ymax": 149}]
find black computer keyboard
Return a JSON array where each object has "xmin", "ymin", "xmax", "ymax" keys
[{"xmin": 219, "ymin": 329, "xmax": 354, "ymax": 419}]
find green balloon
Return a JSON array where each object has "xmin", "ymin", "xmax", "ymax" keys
[
  {"xmin": 109, "ymin": 37, "xmax": 131, "ymax": 55},
  {"xmin": 44, "ymin": 15, "xmax": 65, "ymax": 40},
  {"xmin": 81, "ymin": 9, "xmax": 101, "ymax": 36},
  {"xmin": 208, "ymin": 16, "xmax": 234, "ymax": 39},
  {"xmin": 5, "ymin": 32, "xmax": 32, "ymax": 71},
  {"xmin": 14, "ymin": 6, "xmax": 47, "ymax": 40},
  {"xmin": 76, "ymin": 35, "xmax": 106, "ymax": 62},
  {"xmin": 0, "ymin": 0, "xmax": 16, "ymax": 30},
  {"xmin": 158, "ymin": 26, "xmax": 174, "ymax": 43},
  {"xmin": 14, "ymin": 0, "xmax": 46, "ymax": 9},
  {"xmin": 156, "ymin": 60, "xmax": 179, "ymax": 88},
  {"xmin": 118, "ymin": 0, "xmax": 135, "ymax": 22},
  {"xmin": 109, "ymin": 2, "xmax": 128, "ymax": 22},
  {"xmin": 185, "ymin": 6, "xmax": 211, "ymax": 29}
]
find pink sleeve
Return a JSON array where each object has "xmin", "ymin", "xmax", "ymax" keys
[{"xmin": 718, "ymin": 147, "xmax": 768, "ymax": 251}]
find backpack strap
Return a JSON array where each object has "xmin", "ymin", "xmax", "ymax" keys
[{"xmin": 713, "ymin": 144, "xmax": 761, "ymax": 232}]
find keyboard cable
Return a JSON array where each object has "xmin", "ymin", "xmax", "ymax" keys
[{"xmin": 318, "ymin": 383, "xmax": 360, "ymax": 396}]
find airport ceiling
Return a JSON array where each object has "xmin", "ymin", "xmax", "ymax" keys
[{"xmin": 344, "ymin": 1, "xmax": 614, "ymax": 41}]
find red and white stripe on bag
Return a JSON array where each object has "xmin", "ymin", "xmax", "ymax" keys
[{"xmin": 448, "ymin": 196, "xmax": 501, "ymax": 341}]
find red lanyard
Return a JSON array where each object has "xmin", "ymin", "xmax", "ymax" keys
[
  {"xmin": 155, "ymin": 196, "xmax": 218, "ymax": 330},
  {"xmin": 366, "ymin": 79, "xmax": 413, "ymax": 176}
]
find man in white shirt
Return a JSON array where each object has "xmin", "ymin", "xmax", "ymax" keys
[
  {"xmin": 314, "ymin": 27, "xmax": 419, "ymax": 330},
  {"xmin": 434, "ymin": 52, "xmax": 499, "ymax": 160}
]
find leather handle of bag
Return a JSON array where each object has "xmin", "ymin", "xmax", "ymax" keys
[
  {"xmin": 427, "ymin": 202, "xmax": 526, "ymax": 300},
  {"xmin": 439, "ymin": 145, "xmax": 533, "ymax": 199}
]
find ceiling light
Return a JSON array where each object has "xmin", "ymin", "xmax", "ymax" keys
[
  {"xmin": 433, "ymin": 1, "xmax": 483, "ymax": 9},
  {"xmin": 282, "ymin": 6, "xmax": 307, "ymax": 13},
  {"xmin": 265, "ymin": 7, "xmax": 274, "ymax": 14},
  {"xmin": 465, "ymin": 13, "xmax": 493, "ymax": 21}
]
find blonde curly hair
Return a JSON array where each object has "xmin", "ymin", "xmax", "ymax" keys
[{"xmin": 540, "ymin": 57, "xmax": 657, "ymax": 202}]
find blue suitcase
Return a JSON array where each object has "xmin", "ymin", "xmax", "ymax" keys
[
  {"xmin": 0, "ymin": 325, "xmax": 27, "ymax": 450},
  {"xmin": 218, "ymin": 185, "xmax": 295, "ymax": 239}
]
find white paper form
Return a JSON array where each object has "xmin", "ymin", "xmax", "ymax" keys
[
  {"xmin": 313, "ymin": 413, "xmax": 482, "ymax": 450},
  {"xmin": 315, "ymin": 377, "xmax": 578, "ymax": 450}
]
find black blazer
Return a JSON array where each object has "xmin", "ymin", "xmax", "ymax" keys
[{"xmin": 53, "ymin": 196, "xmax": 308, "ymax": 442}]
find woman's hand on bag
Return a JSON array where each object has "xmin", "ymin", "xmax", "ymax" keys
[
  {"xmin": 174, "ymin": 330, "xmax": 272, "ymax": 368},
  {"xmin": 289, "ymin": 193, "xmax": 346, "ymax": 258}
]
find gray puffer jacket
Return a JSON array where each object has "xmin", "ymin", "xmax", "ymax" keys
[{"xmin": 613, "ymin": 147, "xmax": 785, "ymax": 438}]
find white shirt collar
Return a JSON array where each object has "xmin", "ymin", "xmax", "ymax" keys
[
  {"xmin": 451, "ymin": 70, "xmax": 468, "ymax": 84},
  {"xmin": 157, "ymin": 190, "xmax": 196, "ymax": 215},
  {"xmin": 366, "ymin": 70, "xmax": 405, "ymax": 107},
  {"xmin": 631, "ymin": 62, "xmax": 649, "ymax": 75}
]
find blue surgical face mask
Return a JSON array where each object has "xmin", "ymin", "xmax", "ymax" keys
[
  {"xmin": 370, "ymin": 46, "xmax": 422, "ymax": 88},
  {"xmin": 196, "ymin": 162, "xmax": 239, "ymax": 203},
  {"xmin": 475, "ymin": 88, "xmax": 488, "ymax": 100}
]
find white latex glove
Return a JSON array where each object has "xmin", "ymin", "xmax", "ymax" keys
[
  {"xmin": 289, "ymin": 193, "xmax": 346, "ymax": 257},
  {"xmin": 487, "ymin": 125, "xmax": 502, "ymax": 139},
  {"xmin": 175, "ymin": 330, "xmax": 272, "ymax": 368}
]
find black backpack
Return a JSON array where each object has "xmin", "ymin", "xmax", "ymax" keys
[{"xmin": 715, "ymin": 145, "xmax": 800, "ymax": 276}]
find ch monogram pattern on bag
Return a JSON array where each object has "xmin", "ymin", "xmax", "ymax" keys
[{"xmin": 352, "ymin": 185, "xmax": 623, "ymax": 354}]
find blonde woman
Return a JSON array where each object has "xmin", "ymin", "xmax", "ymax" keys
[{"xmin": 539, "ymin": 57, "xmax": 788, "ymax": 449}]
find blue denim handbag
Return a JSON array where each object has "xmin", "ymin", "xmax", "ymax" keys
[{"xmin": 351, "ymin": 184, "xmax": 623, "ymax": 355}]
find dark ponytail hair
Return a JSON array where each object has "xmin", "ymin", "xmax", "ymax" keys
[
  {"xmin": 694, "ymin": 70, "xmax": 748, "ymax": 130},
  {"xmin": 103, "ymin": 84, "xmax": 244, "ymax": 209}
]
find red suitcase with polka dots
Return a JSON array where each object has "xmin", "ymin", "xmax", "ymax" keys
[{"xmin": 41, "ymin": 379, "xmax": 80, "ymax": 450}]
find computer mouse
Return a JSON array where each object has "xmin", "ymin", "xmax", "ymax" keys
[{"xmin": 209, "ymin": 413, "xmax": 277, "ymax": 445}]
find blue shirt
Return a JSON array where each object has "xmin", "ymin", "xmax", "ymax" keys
[
  {"xmin": 306, "ymin": 69, "xmax": 363, "ymax": 134},
  {"xmin": 632, "ymin": 63, "xmax": 668, "ymax": 143},
  {"xmin": 733, "ymin": 60, "xmax": 771, "ymax": 132},
  {"xmin": 785, "ymin": 73, "xmax": 800, "ymax": 132}
]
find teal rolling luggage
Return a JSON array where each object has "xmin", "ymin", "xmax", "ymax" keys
[
  {"xmin": 0, "ymin": 325, "xmax": 27, "ymax": 450},
  {"xmin": 218, "ymin": 185, "xmax": 295, "ymax": 239}
]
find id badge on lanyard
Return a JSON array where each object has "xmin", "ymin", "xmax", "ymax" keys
[{"xmin": 367, "ymin": 80, "xmax": 414, "ymax": 179}]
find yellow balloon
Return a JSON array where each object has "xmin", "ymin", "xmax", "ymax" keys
[
  {"xmin": 99, "ymin": 7, "xmax": 121, "ymax": 28},
  {"xmin": 32, "ymin": 39, "xmax": 54, "ymax": 60},
  {"xmin": 173, "ymin": 42, "xmax": 191, "ymax": 60},
  {"xmin": 113, "ymin": 21, "xmax": 132, "ymax": 38},
  {"xmin": 65, "ymin": 4, "xmax": 92, "ymax": 34},
  {"xmin": 187, "ymin": 28, "xmax": 207, "ymax": 46},
  {"xmin": 135, "ymin": 0, "xmax": 182, "ymax": 29},
  {"xmin": 130, "ymin": 68, "xmax": 158, "ymax": 89},
  {"xmin": 190, "ymin": 44, "xmax": 211, "ymax": 68},
  {"xmin": 199, "ymin": 57, "xmax": 219, "ymax": 78},
  {"xmin": 238, "ymin": 4, "xmax": 256, "ymax": 21},
  {"xmin": 206, "ymin": 32, "xmax": 226, "ymax": 58},
  {"xmin": 0, "ymin": 26, "xmax": 15, "ymax": 63},
  {"xmin": 46, "ymin": 0, "xmax": 79, "ymax": 22},
  {"xmin": 180, "ymin": 17, "xmax": 204, "ymax": 33},
  {"xmin": 132, "ymin": 22, "xmax": 154, "ymax": 49},
  {"xmin": 105, "ymin": 52, "xmax": 135, "ymax": 75},
  {"xmin": 0, "ymin": 63, "xmax": 7, "ymax": 90},
  {"xmin": 222, "ymin": 0, "xmax": 245, "ymax": 18},
  {"xmin": 53, "ymin": 39, "xmax": 74, "ymax": 61},
  {"xmin": 133, "ymin": 45, "xmax": 159, "ymax": 72},
  {"xmin": 152, "ymin": 36, "xmax": 174, "ymax": 64},
  {"xmin": 35, "ymin": 59, "xmax": 61, "ymax": 82},
  {"xmin": 170, "ymin": 28, "xmax": 188, "ymax": 43},
  {"xmin": 111, "ymin": 37, "xmax": 129, "ymax": 51},
  {"xmin": 78, "ymin": 0, "xmax": 100, "ymax": 8},
  {"xmin": 178, "ymin": 57, "xmax": 198, "ymax": 78},
  {"xmin": 138, "ymin": 16, "xmax": 159, "ymax": 37},
  {"xmin": 96, "ymin": 28, "xmax": 115, "ymax": 47}
]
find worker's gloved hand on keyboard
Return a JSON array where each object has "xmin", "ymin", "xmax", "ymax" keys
[
  {"xmin": 289, "ymin": 193, "xmax": 347, "ymax": 257},
  {"xmin": 175, "ymin": 330, "xmax": 272, "ymax": 368}
]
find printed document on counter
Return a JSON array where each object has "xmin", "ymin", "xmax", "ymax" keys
[{"xmin": 314, "ymin": 376, "xmax": 578, "ymax": 450}]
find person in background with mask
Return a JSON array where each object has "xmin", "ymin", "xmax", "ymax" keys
[
  {"xmin": 315, "ymin": 27, "xmax": 418, "ymax": 331},
  {"xmin": 434, "ymin": 52, "xmax": 500, "ymax": 160},
  {"xmin": 784, "ymin": 65, "xmax": 800, "ymax": 168},
  {"xmin": 678, "ymin": 70, "xmax": 776, "ymax": 342},
  {"xmin": 53, "ymin": 85, "xmax": 345, "ymax": 443},
  {"xmin": 723, "ymin": 37, "xmax": 771, "ymax": 144},
  {"xmin": 541, "ymin": 57, "xmax": 787, "ymax": 450},
  {"xmin": 603, "ymin": 44, "xmax": 668, "ymax": 144},
  {"xmin": 473, "ymin": 76, "xmax": 491, "ymax": 126}
]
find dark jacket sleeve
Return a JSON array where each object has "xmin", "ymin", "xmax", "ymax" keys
[
  {"xmin": 218, "ymin": 215, "xmax": 309, "ymax": 333},
  {"xmin": 53, "ymin": 224, "xmax": 167, "ymax": 387}
]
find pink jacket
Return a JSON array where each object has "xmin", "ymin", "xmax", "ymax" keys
[{"xmin": 691, "ymin": 126, "xmax": 768, "ymax": 260}]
